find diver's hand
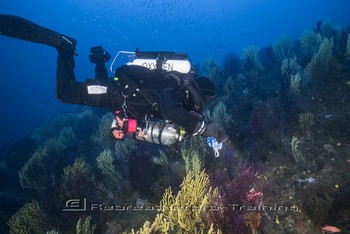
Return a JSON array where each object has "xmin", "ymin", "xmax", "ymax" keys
[
  {"xmin": 202, "ymin": 123, "xmax": 228, "ymax": 142},
  {"xmin": 89, "ymin": 46, "xmax": 111, "ymax": 64},
  {"xmin": 57, "ymin": 35, "xmax": 77, "ymax": 56}
]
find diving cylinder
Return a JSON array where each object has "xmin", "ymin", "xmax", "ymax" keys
[{"xmin": 135, "ymin": 121, "xmax": 180, "ymax": 145}]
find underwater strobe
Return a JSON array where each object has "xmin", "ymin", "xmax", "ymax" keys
[{"xmin": 111, "ymin": 118, "xmax": 188, "ymax": 145}]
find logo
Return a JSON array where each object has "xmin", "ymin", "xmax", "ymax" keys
[{"xmin": 62, "ymin": 198, "xmax": 87, "ymax": 211}]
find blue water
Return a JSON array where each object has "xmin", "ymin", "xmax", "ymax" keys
[{"xmin": 0, "ymin": 0, "xmax": 349, "ymax": 147}]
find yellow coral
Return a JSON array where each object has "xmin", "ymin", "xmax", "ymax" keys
[
  {"xmin": 8, "ymin": 200, "xmax": 51, "ymax": 234},
  {"xmin": 205, "ymin": 101, "xmax": 232, "ymax": 128},
  {"xmin": 76, "ymin": 216, "xmax": 96, "ymax": 234},
  {"xmin": 181, "ymin": 136, "xmax": 206, "ymax": 173},
  {"xmin": 304, "ymin": 37, "xmax": 334, "ymax": 82},
  {"xmin": 273, "ymin": 35, "xmax": 295, "ymax": 62},
  {"xmin": 91, "ymin": 112, "xmax": 115, "ymax": 150},
  {"xmin": 281, "ymin": 56, "xmax": 300, "ymax": 77},
  {"xmin": 290, "ymin": 136, "xmax": 304, "ymax": 163},
  {"xmin": 300, "ymin": 29, "xmax": 322, "ymax": 58},
  {"xmin": 299, "ymin": 112, "xmax": 314, "ymax": 134},
  {"xmin": 207, "ymin": 223, "xmax": 223, "ymax": 234},
  {"xmin": 114, "ymin": 138, "xmax": 137, "ymax": 162},
  {"xmin": 242, "ymin": 45, "xmax": 263, "ymax": 74},
  {"xmin": 96, "ymin": 149, "xmax": 122, "ymax": 189},
  {"xmin": 153, "ymin": 150, "xmax": 169, "ymax": 166},
  {"xmin": 130, "ymin": 170, "xmax": 222, "ymax": 233},
  {"xmin": 131, "ymin": 214, "xmax": 170, "ymax": 234},
  {"xmin": 160, "ymin": 170, "xmax": 216, "ymax": 233},
  {"xmin": 61, "ymin": 158, "xmax": 111, "ymax": 199},
  {"xmin": 244, "ymin": 212, "xmax": 262, "ymax": 234},
  {"xmin": 18, "ymin": 138, "xmax": 65, "ymax": 191},
  {"xmin": 289, "ymin": 73, "xmax": 301, "ymax": 95},
  {"xmin": 63, "ymin": 157, "xmax": 88, "ymax": 176}
]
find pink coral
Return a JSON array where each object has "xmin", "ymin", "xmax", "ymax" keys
[{"xmin": 246, "ymin": 188, "xmax": 263, "ymax": 203}]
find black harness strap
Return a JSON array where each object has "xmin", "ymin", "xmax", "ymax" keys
[
  {"xmin": 138, "ymin": 86, "xmax": 159, "ymax": 110},
  {"xmin": 108, "ymin": 79, "xmax": 125, "ymax": 110},
  {"xmin": 114, "ymin": 64, "xmax": 204, "ymax": 118},
  {"xmin": 158, "ymin": 122, "xmax": 167, "ymax": 145},
  {"xmin": 116, "ymin": 72, "xmax": 159, "ymax": 111}
]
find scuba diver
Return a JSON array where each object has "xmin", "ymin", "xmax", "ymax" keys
[{"xmin": 0, "ymin": 14, "xmax": 229, "ymax": 153}]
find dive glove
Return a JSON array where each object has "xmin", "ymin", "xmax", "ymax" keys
[
  {"xmin": 57, "ymin": 36, "xmax": 77, "ymax": 57},
  {"xmin": 201, "ymin": 122, "xmax": 228, "ymax": 142},
  {"xmin": 89, "ymin": 46, "xmax": 111, "ymax": 64}
]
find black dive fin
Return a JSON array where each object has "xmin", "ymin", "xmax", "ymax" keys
[{"xmin": 0, "ymin": 14, "xmax": 71, "ymax": 48}]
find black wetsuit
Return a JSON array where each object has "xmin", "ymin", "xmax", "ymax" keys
[
  {"xmin": 0, "ymin": 14, "xmax": 202, "ymax": 133},
  {"xmin": 56, "ymin": 48, "xmax": 201, "ymax": 133},
  {"xmin": 1, "ymin": 14, "xmax": 235, "ymax": 149}
]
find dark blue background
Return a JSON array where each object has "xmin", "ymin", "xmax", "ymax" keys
[{"xmin": 1, "ymin": 0, "xmax": 349, "ymax": 147}]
